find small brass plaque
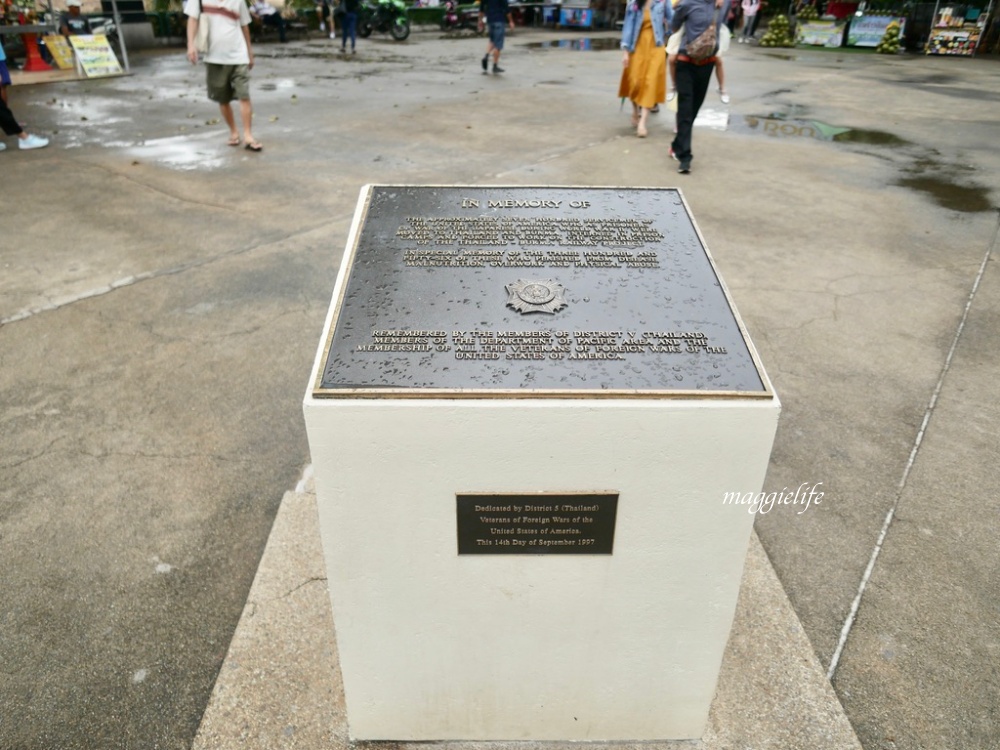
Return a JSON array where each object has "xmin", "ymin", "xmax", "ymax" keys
[{"xmin": 457, "ymin": 494, "xmax": 618, "ymax": 555}]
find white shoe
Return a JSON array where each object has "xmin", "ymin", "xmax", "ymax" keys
[
  {"xmin": 718, "ymin": 89, "xmax": 730, "ymax": 104},
  {"xmin": 329, "ymin": 32, "xmax": 336, "ymax": 39},
  {"xmin": 0, "ymin": 142, "xmax": 6, "ymax": 152},
  {"xmin": 666, "ymin": 90, "xmax": 676, "ymax": 102},
  {"xmin": 738, "ymin": 37, "xmax": 744, "ymax": 43},
  {"xmin": 19, "ymin": 134, "xmax": 49, "ymax": 150},
  {"xmin": 320, "ymin": 22, "xmax": 326, "ymax": 30}
]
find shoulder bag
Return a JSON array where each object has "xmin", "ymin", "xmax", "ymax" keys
[{"xmin": 685, "ymin": 6, "xmax": 719, "ymax": 61}]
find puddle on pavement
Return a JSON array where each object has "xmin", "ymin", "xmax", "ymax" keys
[
  {"xmin": 124, "ymin": 133, "xmax": 231, "ymax": 171},
  {"xmin": 897, "ymin": 177, "xmax": 992, "ymax": 212},
  {"xmin": 257, "ymin": 79, "xmax": 299, "ymax": 92},
  {"xmin": 523, "ymin": 38, "xmax": 621, "ymax": 51},
  {"xmin": 732, "ymin": 114, "xmax": 909, "ymax": 145}
]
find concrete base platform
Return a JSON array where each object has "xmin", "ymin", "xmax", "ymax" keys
[{"xmin": 192, "ymin": 477, "xmax": 862, "ymax": 750}]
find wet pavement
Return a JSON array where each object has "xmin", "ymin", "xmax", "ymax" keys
[{"xmin": 2, "ymin": 27, "xmax": 999, "ymax": 750}]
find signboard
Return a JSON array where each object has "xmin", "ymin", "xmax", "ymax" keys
[
  {"xmin": 314, "ymin": 186, "xmax": 769, "ymax": 398},
  {"xmin": 456, "ymin": 494, "xmax": 618, "ymax": 555},
  {"xmin": 847, "ymin": 15, "xmax": 906, "ymax": 47},
  {"xmin": 560, "ymin": 8, "xmax": 593, "ymax": 27},
  {"xmin": 796, "ymin": 20, "xmax": 845, "ymax": 46},
  {"xmin": 68, "ymin": 34, "xmax": 122, "ymax": 77},
  {"xmin": 43, "ymin": 34, "xmax": 76, "ymax": 69}
]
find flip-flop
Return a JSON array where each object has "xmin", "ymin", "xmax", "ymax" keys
[
  {"xmin": 227, "ymin": 136, "xmax": 241, "ymax": 147},
  {"xmin": 245, "ymin": 141, "xmax": 263, "ymax": 152}
]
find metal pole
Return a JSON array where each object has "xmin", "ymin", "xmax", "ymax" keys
[{"xmin": 109, "ymin": 0, "xmax": 130, "ymax": 72}]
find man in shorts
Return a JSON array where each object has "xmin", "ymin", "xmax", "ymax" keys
[
  {"xmin": 478, "ymin": 0, "xmax": 514, "ymax": 75},
  {"xmin": 185, "ymin": 0, "xmax": 263, "ymax": 151}
]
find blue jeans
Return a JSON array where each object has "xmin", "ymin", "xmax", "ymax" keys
[{"xmin": 341, "ymin": 12, "xmax": 357, "ymax": 49}]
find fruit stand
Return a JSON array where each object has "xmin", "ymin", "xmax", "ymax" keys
[
  {"xmin": 925, "ymin": 0, "xmax": 994, "ymax": 54},
  {"xmin": 792, "ymin": 3, "xmax": 848, "ymax": 46}
]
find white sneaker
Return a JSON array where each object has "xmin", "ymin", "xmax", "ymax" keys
[
  {"xmin": 0, "ymin": 142, "xmax": 6, "ymax": 152},
  {"xmin": 19, "ymin": 134, "xmax": 49, "ymax": 150},
  {"xmin": 666, "ymin": 90, "xmax": 677, "ymax": 102},
  {"xmin": 329, "ymin": 32, "xmax": 336, "ymax": 39},
  {"xmin": 718, "ymin": 89, "xmax": 730, "ymax": 104}
]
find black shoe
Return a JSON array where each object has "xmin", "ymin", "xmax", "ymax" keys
[
  {"xmin": 493, "ymin": 64, "xmax": 504, "ymax": 74},
  {"xmin": 481, "ymin": 55, "xmax": 488, "ymax": 72},
  {"xmin": 678, "ymin": 161, "xmax": 691, "ymax": 174}
]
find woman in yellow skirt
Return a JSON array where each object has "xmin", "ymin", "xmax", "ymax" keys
[{"xmin": 619, "ymin": 0, "xmax": 672, "ymax": 137}]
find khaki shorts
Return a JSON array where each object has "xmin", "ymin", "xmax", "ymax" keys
[{"xmin": 206, "ymin": 63, "xmax": 251, "ymax": 103}]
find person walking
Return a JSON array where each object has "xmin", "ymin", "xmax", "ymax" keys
[
  {"xmin": 739, "ymin": 0, "xmax": 759, "ymax": 41},
  {"xmin": 619, "ymin": 0, "xmax": 671, "ymax": 138},
  {"xmin": 478, "ymin": 0, "xmax": 514, "ymax": 75},
  {"xmin": 669, "ymin": 0, "xmax": 729, "ymax": 173},
  {"xmin": 185, "ymin": 0, "xmax": 263, "ymax": 151},
  {"xmin": 340, "ymin": 0, "xmax": 359, "ymax": 53},
  {"xmin": 0, "ymin": 90, "xmax": 50, "ymax": 152},
  {"xmin": 317, "ymin": 0, "xmax": 335, "ymax": 38}
]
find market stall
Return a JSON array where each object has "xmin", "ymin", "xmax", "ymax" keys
[
  {"xmin": 925, "ymin": 0, "xmax": 993, "ymax": 54},
  {"xmin": 1, "ymin": 0, "xmax": 129, "ymax": 83}
]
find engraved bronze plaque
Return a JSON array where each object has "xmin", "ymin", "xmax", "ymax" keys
[
  {"xmin": 456, "ymin": 494, "xmax": 618, "ymax": 555},
  {"xmin": 314, "ymin": 186, "xmax": 770, "ymax": 398}
]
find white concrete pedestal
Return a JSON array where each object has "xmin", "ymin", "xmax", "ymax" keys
[
  {"xmin": 302, "ymin": 397, "xmax": 778, "ymax": 741},
  {"xmin": 303, "ymin": 185, "xmax": 779, "ymax": 741}
]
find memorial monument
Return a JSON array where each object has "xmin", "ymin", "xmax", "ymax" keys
[{"xmin": 304, "ymin": 185, "xmax": 780, "ymax": 740}]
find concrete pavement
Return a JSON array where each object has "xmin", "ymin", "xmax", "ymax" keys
[{"xmin": 1, "ymin": 27, "xmax": 998, "ymax": 750}]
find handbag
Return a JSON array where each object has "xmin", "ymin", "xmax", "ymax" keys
[
  {"xmin": 195, "ymin": 0, "xmax": 211, "ymax": 54},
  {"xmin": 685, "ymin": 7, "xmax": 719, "ymax": 61}
]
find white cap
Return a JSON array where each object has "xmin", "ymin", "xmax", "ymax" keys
[{"xmin": 67, "ymin": 0, "xmax": 82, "ymax": 7}]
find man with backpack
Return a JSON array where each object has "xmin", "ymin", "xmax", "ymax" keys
[{"xmin": 668, "ymin": 0, "xmax": 729, "ymax": 174}]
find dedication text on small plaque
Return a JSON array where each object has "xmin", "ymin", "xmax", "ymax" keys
[{"xmin": 457, "ymin": 494, "xmax": 618, "ymax": 555}]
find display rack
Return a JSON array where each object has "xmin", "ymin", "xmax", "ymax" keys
[{"xmin": 925, "ymin": 0, "xmax": 994, "ymax": 54}]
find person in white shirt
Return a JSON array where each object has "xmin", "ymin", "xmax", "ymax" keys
[
  {"xmin": 251, "ymin": 0, "xmax": 287, "ymax": 42},
  {"xmin": 185, "ymin": 0, "xmax": 263, "ymax": 151}
]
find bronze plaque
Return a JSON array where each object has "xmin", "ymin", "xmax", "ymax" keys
[
  {"xmin": 456, "ymin": 494, "xmax": 618, "ymax": 555},
  {"xmin": 314, "ymin": 185, "xmax": 770, "ymax": 398}
]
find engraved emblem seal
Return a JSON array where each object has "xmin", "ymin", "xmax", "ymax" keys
[{"xmin": 506, "ymin": 279, "xmax": 568, "ymax": 315}]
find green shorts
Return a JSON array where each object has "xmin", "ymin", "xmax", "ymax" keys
[{"xmin": 206, "ymin": 63, "xmax": 251, "ymax": 103}]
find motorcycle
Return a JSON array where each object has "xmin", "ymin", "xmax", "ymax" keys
[
  {"xmin": 88, "ymin": 16, "xmax": 120, "ymax": 49},
  {"xmin": 439, "ymin": 0, "xmax": 478, "ymax": 32},
  {"xmin": 358, "ymin": 0, "xmax": 410, "ymax": 41}
]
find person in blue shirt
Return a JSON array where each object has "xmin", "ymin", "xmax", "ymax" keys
[{"xmin": 669, "ymin": 0, "xmax": 729, "ymax": 173}]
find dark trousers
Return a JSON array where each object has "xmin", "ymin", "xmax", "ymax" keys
[
  {"xmin": 0, "ymin": 97, "xmax": 24, "ymax": 137},
  {"xmin": 670, "ymin": 59, "xmax": 715, "ymax": 165},
  {"xmin": 341, "ymin": 12, "xmax": 357, "ymax": 49},
  {"xmin": 261, "ymin": 13, "xmax": 286, "ymax": 41}
]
